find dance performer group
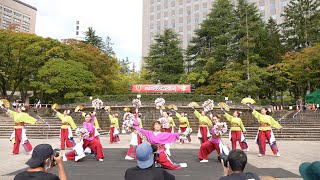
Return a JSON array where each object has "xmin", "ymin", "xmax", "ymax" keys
[{"xmin": 0, "ymin": 97, "xmax": 283, "ymax": 171}]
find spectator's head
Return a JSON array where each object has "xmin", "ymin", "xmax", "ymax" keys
[
  {"xmin": 26, "ymin": 144, "xmax": 55, "ymax": 171},
  {"xmin": 227, "ymin": 149, "xmax": 247, "ymax": 172},
  {"xmin": 299, "ymin": 161, "xmax": 320, "ymax": 180},
  {"xmin": 136, "ymin": 142, "xmax": 154, "ymax": 169}
]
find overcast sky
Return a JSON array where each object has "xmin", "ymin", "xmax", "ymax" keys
[{"xmin": 23, "ymin": 0, "xmax": 143, "ymax": 69}]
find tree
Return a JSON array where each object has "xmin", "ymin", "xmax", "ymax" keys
[
  {"xmin": 282, "ymin": 0, "xmax": 320, "ymax": 50},
  {"xmin": 31, "ymin": 59, "xmax": 96, "ymax": 102},
  {"xmin": 84, "ymin": 27, "xmax": 105, "ymax": 50},
  {"xmin": 104, "ymin": 36, "xmax": 115, "ymax": 56},
  {"xmin": 144, "ymin": 28, "xmax": 184, "ymax": 84},
  {"xmin": 65, "ymin": 39, "xmax": 121, "ymax": 95},
  {"xmin": 119, "ymin": 57, "xmax": 131, "ymax": 74},
  {"xmin": 0, "ymin": 29, "xmax": 70, "ymax": 101},
  {"xmin": 234, "ymin": 0, "xmax": 265, "ymax": 68}
]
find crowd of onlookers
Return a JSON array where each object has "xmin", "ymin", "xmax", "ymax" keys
[{"xmin": 13, "ymin": 143, "xmax": 319, "ymax": 180}]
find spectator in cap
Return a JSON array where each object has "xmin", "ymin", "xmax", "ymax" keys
[
  {"xmin": 299, "ymin": 161, "xmax": 320, "ymax": 180},
  {"xmin": 14, "ymin": 144, "xmax": 67, "ymax": 180},
  {"xmin": 124, "ymin": 142, "xmax": 175, "ymax": 180}
]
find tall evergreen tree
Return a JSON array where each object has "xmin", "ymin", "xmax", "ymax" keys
[
  {"xmin": 144, "ymin": 28, "xmax": 184, "ymax": 84},
  {"xmin": 255, "ymin": 17, "xmax": 285, "ymax": 67},
  {"xmin": 185, "ymin": 0, "xmax": 237, "ymax": 86},
  {"xmin": 84, "ymin": 27, "xmax": 105, "ymax": 49},
  {"xmin": 282, "ymin": 0, "xmax": 320, "ymax": 50},
  {"xmin": 234, "ymin": 0, "xmax": 265, "ymax": 78}
]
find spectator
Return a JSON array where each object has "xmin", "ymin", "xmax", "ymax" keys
[
  {"xmin": 14, "ymin": 144, "xmax": 67, "ymax": 180},
  {"xmin": 299, "ymin": 161, "xmax": 320, "ymax": 180},
  {"xmin": 124, "ymin": 142, "xmax": 175, "ymax": 180},
  {"xmin": 219, "ymin": 149, "xmax": 260, "ymax": 180}
]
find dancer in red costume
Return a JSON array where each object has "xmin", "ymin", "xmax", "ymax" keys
[
  {"xmin": 53, "ymin": 108, "xmax": 77, "ymax": 149},
  {"xmin": 247, "ymin": 105, "xmax": 283, "ymax": 157},
  {"xmin": 3, "ymin": 106, "xmax": 37, "ymax": 155},
  {"xmin": 64, "ymin": 112, "xmax": 104, "ymax": 162}
]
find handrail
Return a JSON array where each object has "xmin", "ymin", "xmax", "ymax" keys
[
  {"xmin": 36, "ymin": 115, "xmax": 51, "ymax": 139},
  {"xmin": 293, "ymin": 109, "xmax": 302, "ymax": 119}
]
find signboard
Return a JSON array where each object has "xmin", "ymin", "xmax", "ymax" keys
[{"xmin": 132, "ymin": 84, "xmax": 191, "ymax": 93}]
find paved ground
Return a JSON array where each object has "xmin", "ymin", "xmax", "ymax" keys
[{"xmin": 1, "ymin": 134, "xmax": 319, "ymax": 180}]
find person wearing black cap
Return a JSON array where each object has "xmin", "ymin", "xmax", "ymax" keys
[
  {"xmin": 14, "ymin": 144, "xmax": 67, "ymax": 180},
  {"xmin": 125, "ymin": 142, "xmax": 175, "ymax": 180}
]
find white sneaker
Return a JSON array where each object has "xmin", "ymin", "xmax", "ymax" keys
[
  {"xmin": 117, "ymin": 141, "xmax": 120, "ymax": 144},
  {"xmin": 75, "ymin": 154, "xmax": 86, "ymax": 162},
  {"xmin": 200, "ymin": 159, "xmax": 208, "ymax": 163},
  {"xmin": 180, "ymin": 163, "xmax": 187, "ymax": 168},
  {"xmin": 258, "ymin": 154, "xmax": 262, "ymax": 157},
  {"xmin": 63, "ymin": 154, "xmax": 67, "ymax": 161},
  {"xmin": 98, "ymin": 158, "xmax": 104, "ymax": 161},
  {"xmin": 125, "ymin": 155, "xmax": 134, "ymax": 160},
  {"xmin": 276, "ymin": 152, "xmax": 280, "ymax": 157},
  {"xmin": 28, "ymin": 150, "xmax": 33, "ymax": 155},
  {"xmin": 245, "ymin": 148, "xmax": 250, "ymax": 152}
]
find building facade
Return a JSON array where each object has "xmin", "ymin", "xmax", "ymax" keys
[
  {"xmin": 0, "ymin": 0, "xmax": 37, "ymax": 33},
  {"xmin": 142, "ymin": 0, "xmax": 290, "ymax": 66}
]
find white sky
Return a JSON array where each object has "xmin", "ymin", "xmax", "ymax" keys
[{"xmin": 23, "ymin": 0, "xmax": 143, "ymax": 69}]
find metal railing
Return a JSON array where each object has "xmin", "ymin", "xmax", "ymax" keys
[
  {"xmin": 292, "ymin": 109, "xmax": 303, "ymax": 123},
  {"xmin": 36, "ymin": 115, "xmax": 51, "ymax": 139}
]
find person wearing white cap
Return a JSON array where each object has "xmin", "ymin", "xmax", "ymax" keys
[{"xmin": 125, "ymin": 142, "xmax": 175, "ymax": 180}]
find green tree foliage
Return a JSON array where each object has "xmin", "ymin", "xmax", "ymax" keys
[
  {"xmin": 144, "ymin": 28, "xmax": 184, "ymax": 84},
  {"xmin": 234, "ymin": 0, "xmax": 266, "ymax": 70},
  {"xmin": 31, "ymin": 59, "xmax": 96, "ymax": 100},
  {"xmin": 65, "ymin": 39, "xmax": 121, "ymax": 95},
  {"xmin": 255, "ymin": 18, "xmax": 285, "ymax": 67},
  {"xmin": 186, "ymin": 0, "xmax": 237, "ymax": 86},
  {"xmin": 282, "ymin": 0, "xmax": 320, "ymax": 50},
  {"xmin": 0, "ymin": 29, "xmax": 69, "ymax": 100},
  {"xmin": 84, "ymin": 27, "xmax": 105, "ymax": 49}
]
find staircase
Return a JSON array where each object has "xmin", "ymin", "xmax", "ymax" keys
[
  {"xmin": 237, "ymin": 110, "xmax": 320, "ymax": 141},
  {"xmin": 0, "ymin": 112, "xmax": 109, "ymax": 139}
]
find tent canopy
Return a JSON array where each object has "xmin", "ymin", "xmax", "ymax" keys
[{"xmin": 305, "ymin": 89, "xmax": 320, "ymax": 104}]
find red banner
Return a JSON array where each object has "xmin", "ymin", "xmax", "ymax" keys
[{"xmin": 132, "ymin": 84, "xmax": 191, "ymax": 93}]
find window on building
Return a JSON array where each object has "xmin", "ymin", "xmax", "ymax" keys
[
  {"xmin": 259, "ymin": 0, "xmax": 265, "ymax": 6},
  {"xmin": 202, "ymin": 2, "xmax": 207, "ymax": 8},
  {"xmin": 171, "ymin": 21, "xmax": 175, "ymax": 28},
  {"xmin": 13, "ymin": 18, "xmax": 20, "ymax": 23},
  {"xmin": 157, "ymin": 13, "xmax": 161, "ymax": 19},
  {"xmin": 23, "ymin": 21, "xmax": 30, "ymax": 27},
  {"xmin": 3, "ymin": 20, "xmax": 11, "ymax": 25},
  {"xmin": 14, "ymin": 11, "xmax": 22, "ymax": 17},
  {"xmin": 171, "ymin": 10, "xmax": 175, "ymax": 16},
  {"xmin": 150, "ymin": 15, "xmax": 154, "ymax": 20},
  {"xmin": 4, "ymin": 8, "xmax": 12, "ymax": 13},
  {"xmin": 22, "ymin": 26, "xmax": 29, "ymax": 32},
  {"xmin": 4, "ymin": 14, "xmax": 11, "ymax": 20},
  {"xmin": 76, "ymin": 31, "xmax": 79, "ymax": 35},
  {"xmin": 76, "ymin": 26, "xmax": 79, "ymax": 30},
  {"xmin": 76, "ymin": 21, "xmax": 79, "ymax": 25},
  {"xmin": 23, "ymin": 15, "xmax": 30, "ymax": 21},
  {"xmin": 157, "ymin": 5, "xmax": 161, "ymax": 10},
  {"xmin": 171, "ymin": 1, "xmax": 175, "ymax": 7}
]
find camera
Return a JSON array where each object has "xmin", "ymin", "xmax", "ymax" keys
[
  {"xmin": 218, "ymin": 153, "xmax": 228, "ymax": 168},
  {"xmin": 151, "ymin": 144, "xmax": 159, "ymax": 159},
  {"xmin": 53, "ymin": 148, "xmax": 60, "ymax": 158}
]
